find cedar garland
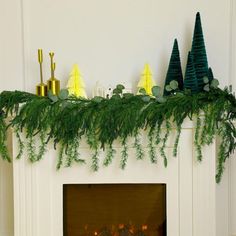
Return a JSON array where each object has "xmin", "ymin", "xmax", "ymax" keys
[{"xmin": 0, "ymin": 88, "xmax": 235, "ymax": 183}]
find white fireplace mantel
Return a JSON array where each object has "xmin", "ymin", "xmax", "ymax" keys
[{"xmin": 6, "ymin": 119, "xmax": 229, "ymax": 236}]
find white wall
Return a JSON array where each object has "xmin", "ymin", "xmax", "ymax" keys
[
  {"xmin": 0, "ymin": 0, "xmax": 24, "ymax": 235},
  {"xmin": 0, "ymin": 0, "xmax": 235, "ymax": 235},
  {"xmin": 22, "ymin": 0, "xmax": 231, "ymax": 95},
  {"xmin": 0, "ymin": 0, "xmax": 232, "ymax": 92},
  {"xmin": 0, "ymin": 0, "xmax": 25, "ymax": 90}
]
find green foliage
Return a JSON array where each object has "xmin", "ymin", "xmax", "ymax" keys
[
  {"xmin": 113, "ymin": 84, "xmax": 125, "ymax": 96},
  {"xmin": 48, "ymin": 89, "xmax": 69, "ymax": 102},
  {"xmin": 203, "ymin": 74, "xmax": 219, "ymax": 92},
  {"xmin": 104, "ymin": 144, "xmax": 116, "ymax": 166},
  {"xmin": 48, "ymin": 91, "xmax": 58, "ymax": 103},
  {"xmin": 160, "ymin": 120, "xmax": 171, "ymax": 167},
  {"xmin": 191, "ymin": 12, "xmax": 209, "ymax": 91},
  {"xmin": 164, "ymin": 39, "xmax": 184, "ymax": 96},
  {"xmin": 148, "ymin": 127, "xmax": 157, "ymax": 164},
  {"xmin": 203, "ymin": 76, "xmax": 209, "ymax": 84},
  {"xmin": 0, "ymin": 117, "xmax": 10, "ymax": 162},
  {"xmin": 120, "ymin": 139, "xmax": 128, "ymax": 169},
  {"xmin": 58, "ymin": 89, "xmax": 69, "ymax": 100},
  {"xmin": 134, "ymin": 132, "xmax": 144, "ymax": 160},
  {"xmin": 194, "ymin": 114, "xmax": 203, "ymax": 161},
  {"xmin": 211, "ymin": 79, "xmax": 219, "ymax": 89},
  {"xmin": 151, "ymin": 86, "xmax": 167, "ymax": 104},
  {"xmin": 15, "ymin": 129, "xmax": 24, "ymax": 159},
  {"xmin": 152, "ymin": 86, "xmax": 161, "ymax": 97},
  {"xmin": 165, "ymin": 80, "xmax": 179, "ymax": 94},
  {"xmin": 156, "ymin": 97, "xmax": 167, "ymax": 103},
  {"xmin": 0, "ymin": 86, "xmax": 235, "ymax": 183},
  {"xmin": 138, "ymin": 88, "xmax": 146, "ymax": 95},
  {"xmin": 173, "ymin": 124, "xmax": 181, "ymax": 157}
]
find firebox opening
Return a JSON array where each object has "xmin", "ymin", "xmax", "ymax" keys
[{"xmin": 63, "ymin": 184, "xmax": 166, "ymax": 236}]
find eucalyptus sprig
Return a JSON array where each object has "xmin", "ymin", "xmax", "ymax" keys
[
  {"xmin": 112, "ymin": 84, "xmax": 125, "ymax": 96},
  {"xmin": 165, "ymin": 80, "xmax": 179, "ymax": 95},
  {"xmin": 203, "ymin": 76, "xmax": 219, "ymax": 92},
  {"xmin": 48, "ymin": 89, "xmax": 69, "ymax": 103}
]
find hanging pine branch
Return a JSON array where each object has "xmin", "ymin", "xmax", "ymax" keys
[
  {"xmin": 164, "ymin": 39, "xmax": 184, "ymax": 96},
  {"xmin": 191, "ymin": 12, "xmax": 209, "ymax": 91}
]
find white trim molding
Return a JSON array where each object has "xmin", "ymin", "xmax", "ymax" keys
[
  {"xmin": 230, "ymin": 1, "xmax": 236, "ymax": 235},
  {"xmin": 0, "ymin": 130, "xmax": 14, "ymax": 236},
  {"xmin": 230, "ymin": 0, "xmax": 236, "ymax": 91}
]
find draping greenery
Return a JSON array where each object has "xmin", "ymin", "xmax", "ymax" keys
[{"xmin": 0, "ymin": 85, "xmax": 235, "ymax": 183}]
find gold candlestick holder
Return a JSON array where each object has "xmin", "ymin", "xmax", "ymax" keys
[
  {"xmin": 36, "ymin": 49, "xmax": 48, "ymax": 96},
  {"xmin": 47, "ymin": 52, "xmax": 60, "ymax": 95}
]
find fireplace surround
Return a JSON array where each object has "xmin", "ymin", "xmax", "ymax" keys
[{"xmin": 11, "ymin": 119, "xmax": 222, "ymax": 236}]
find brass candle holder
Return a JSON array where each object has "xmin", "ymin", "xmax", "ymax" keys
[
  {"xmin": 47, "ymin": 52, "xmax": 60, "ymax": 95},
  {"xmin": 36, "ymin": 49, "xmax": 48, "ymax": 96}
]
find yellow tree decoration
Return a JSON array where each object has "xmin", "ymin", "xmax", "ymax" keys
[
  {"xmin": 67, "ymin": 64, "xmax": 87, "ymax": 98},
  {"xmin": 137, "ymin": 64, "xmax": 155, "ymax": 95}
]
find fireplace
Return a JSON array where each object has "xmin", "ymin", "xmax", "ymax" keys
[
  {"xmin": 11, "ymin": 121, "xmax": 220, "ymax": 235},
  {"xmin": 63, "ymin": 184, "xmax": 166, "ymax": 236}
]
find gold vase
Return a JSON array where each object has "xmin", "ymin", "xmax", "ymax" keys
[
  {"xmin": 47, "ymin": 52, "xmax": 60, "ymax": 95},
  {"xmin": 36, "ymin": 49, "xmax": 48, "ymax": 96},
  {"xmin": 47, "ymin": 77, "xmax": 60, "ymax": 95},
  {"xmin": 36, "ymin": 83, "xmax": 48, "ymax": 96}
]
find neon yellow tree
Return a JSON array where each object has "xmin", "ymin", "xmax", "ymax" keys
[
  {"xmin": 137, "ymin": 64, "xmax": 155, "ymax": 95},
  {"xmin": 67, "ymin": 64, "xmax": 87, "ymax": 98}
]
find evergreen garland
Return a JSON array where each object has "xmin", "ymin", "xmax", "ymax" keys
[{"xmin": 0, "ymin": 86, "xmax": 235, "ymax": 183}]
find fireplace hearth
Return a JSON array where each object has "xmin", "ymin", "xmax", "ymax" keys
[{"xmin": 63, "ymin": 184, "xmax": 166, "ymax": 236}]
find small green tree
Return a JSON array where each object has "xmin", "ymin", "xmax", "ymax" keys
[
  {"xmin": 191, "ymin": 12, "xmax": 208, "ymax": 91},
  {"xmin": 164, "ymin": 39, "xmax": 183, "ymax": 96},
  {"xmin": 184, "ymin": 52, "xmax": 198, "ymax": 93},
  {"xmin": 207, "ymin": 67, "xmax": 214, "ymax": 83},
  {"xmin": 67, "ymin": 64, "xmax": 87, "ymax": 98},
  {"xmin": 137, "ymin": 64, "xmax": 156, "ymax": 95}
]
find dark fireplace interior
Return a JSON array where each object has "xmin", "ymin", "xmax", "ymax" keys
[{"xmin": 63, "ymin": 184, "xmax": 166, "ymax": 236}]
